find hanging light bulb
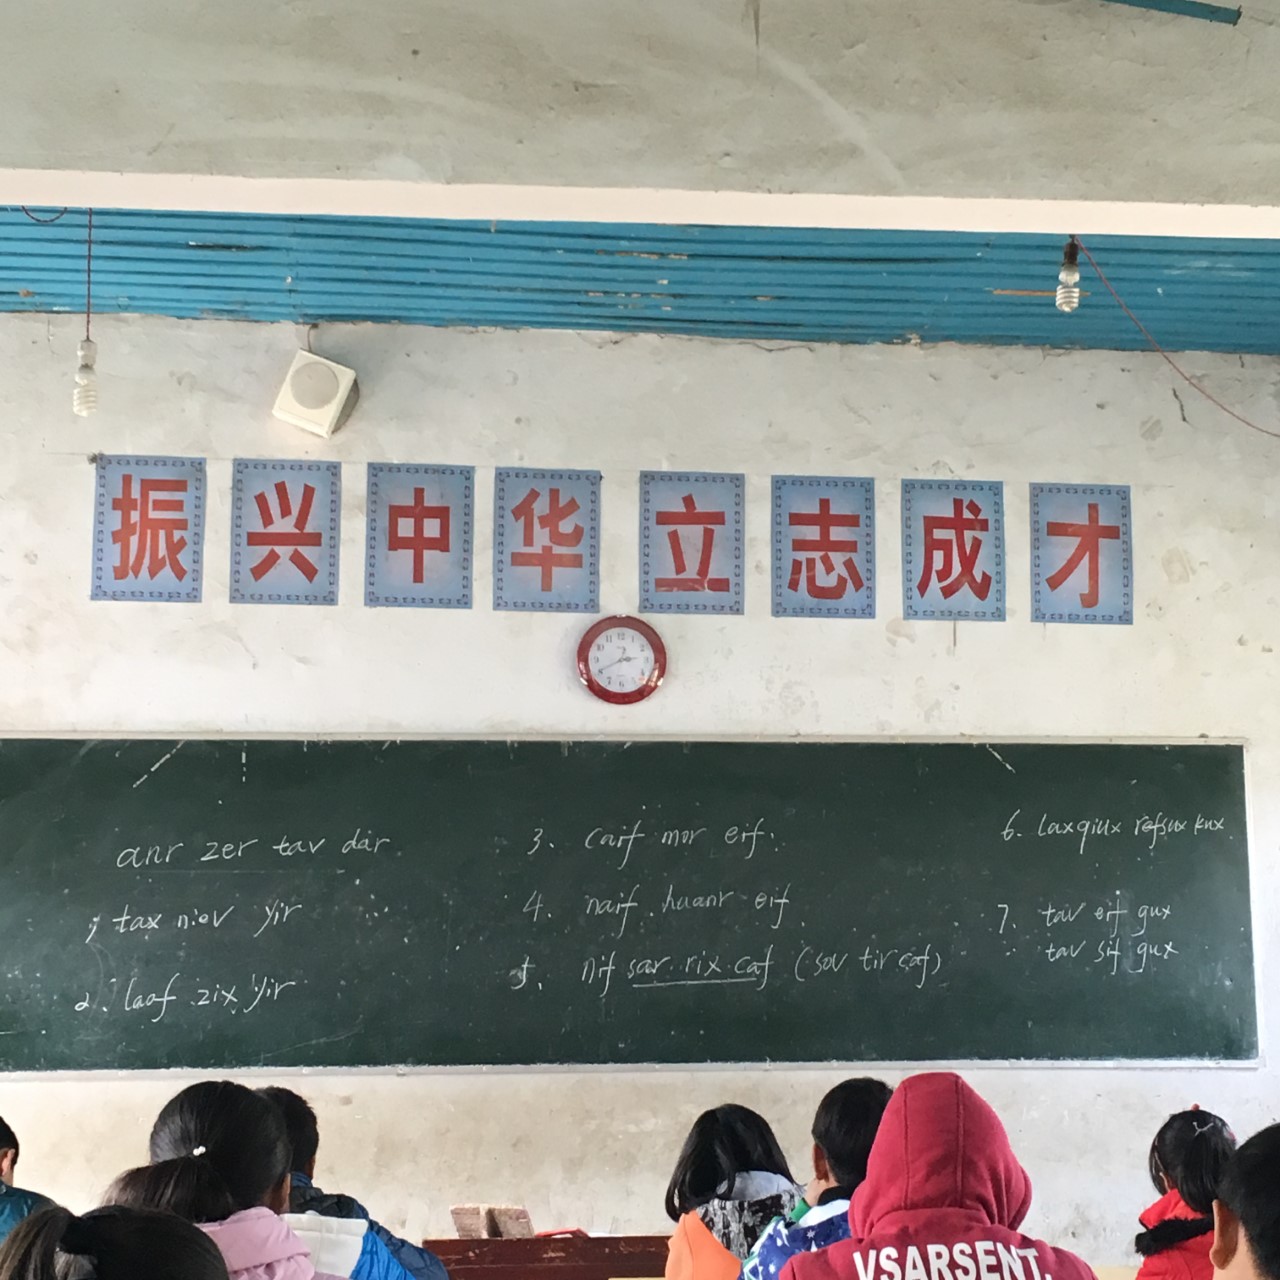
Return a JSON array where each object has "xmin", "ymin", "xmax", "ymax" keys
[
  {"xmin": 73, "ymin": 338, "xmax": 98, "ymax": 416},
  {"xmin": 1056, "ymin": 237, "xmax": 1081, "ymax": 313},
  {"xmin": 72, "ymin": 208, "xmax": 98, "ymax": 416}
]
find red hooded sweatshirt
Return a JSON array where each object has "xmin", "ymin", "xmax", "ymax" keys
[{"xmin": 783, "ymin": 1074, "xmax": 1096, "ymax": 1280}]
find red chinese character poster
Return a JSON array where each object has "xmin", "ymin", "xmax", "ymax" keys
[
  {"xmin": 901, "ymin": 479, "xmax": 1005, "ymax": 621},
  {"xmin": 639, "ymin": 472, "xmax": 744, "ymax": 614},
  {"xmin": 1031, "ymin": 483, "xmax": 1132, "ymax": 624},
  {"xmin": 772, "ymin": 476, "xmax": 874, "ymax": 618},
  {"xmin": 231, "ymin": 459, "xmax": 341, "ymax": 605},
  {"xmin": 493, "ymin": 468, "xmax": 600, "ymax": 611},
  {"xmin": 91, "ymin": 455, "xmax": 205, "ymax": 602},
  {"xmin": 365, "ymin": 464, "xmax": 472, "ymax": 608}
]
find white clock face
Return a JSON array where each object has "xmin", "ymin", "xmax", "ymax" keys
[{"xmin": 588, "ymin": 626, "xmax": 657, "ymax": 695}]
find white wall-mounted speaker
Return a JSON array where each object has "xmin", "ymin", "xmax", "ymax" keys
[{"xmin": 272, "ymin": 350, "xmax": 359, "ymax": 438}]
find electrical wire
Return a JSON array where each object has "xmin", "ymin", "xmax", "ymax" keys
[
  {"xmin": 18, "ymin": 206, "xmax": 69, "ymax": 224},
  {"xmin": 1074, "ymin": 236, "xmax": 1280, "ymax": 443},
  {"xmin": 84, "ymin": 208, "xmax": 94, "ymax": 341}
]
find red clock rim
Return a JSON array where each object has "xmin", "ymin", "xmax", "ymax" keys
[{"xmin": 577, "ymin": 615, "xmax": 667, "ymax": 705}]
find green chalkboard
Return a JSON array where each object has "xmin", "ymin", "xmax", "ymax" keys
[{"xmin": 0, "ymin": 740, "xmax": 1256, "ymax": 1070}]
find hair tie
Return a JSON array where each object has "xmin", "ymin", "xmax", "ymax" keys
[
  {"xmin": 60, "ymin": 1214, "xmax": 95, "ymax": 1256},
  {"xmin": 191, "ymin": 1145, "xmax": 207, "ymax": 1157}
]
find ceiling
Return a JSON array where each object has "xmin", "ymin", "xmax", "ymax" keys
[
  {"xmin": 2, "ymin": 207, "xmax": 1276, "ymax": 353},
  {"xmin": 1, "ymin": 0, "xmax": 1277, "ymax": 210}
]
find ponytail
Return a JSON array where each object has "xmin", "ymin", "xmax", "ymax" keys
[
  {"xmin": 1137, "ymin": 1108, "xmax": 1237, "ymax": 1258},
  {"xmin": 0, "ymin": 1205, "xmax": 228, "ymax": 1280},
  {"xmin": 144, "ymin": 1081, "xmax": 291, "ymax": 1217},
  {"xmin": 106, "ymin": 1157, "xmax": 237, "ymax": 1224}
]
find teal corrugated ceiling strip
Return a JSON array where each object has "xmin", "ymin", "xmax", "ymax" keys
[{"xmin": 1100, "ymin": 0, "xmax": 1240, "ymax": 23}]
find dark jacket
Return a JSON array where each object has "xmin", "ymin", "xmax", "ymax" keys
[
  {"xmin": 290, "ymin": 1173, "xmax": 448, "ymax": 1280},
  {"xmin": 0, "ymin": 1183, "xmax": 54, "ymax": 1246},
  {"xmin": 783, "ymin": 1073, "xmax": 1098, "ymax": 1280}
]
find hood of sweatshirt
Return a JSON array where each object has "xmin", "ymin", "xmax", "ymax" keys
[{"xmin": 851, "ymin": 1073, "xmax": 1033, "ymax": 1239}]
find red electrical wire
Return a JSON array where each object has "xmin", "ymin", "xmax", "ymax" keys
[{"xmin": 1073, "ymin": 236, "xmax": 1280, "ymax": 443}]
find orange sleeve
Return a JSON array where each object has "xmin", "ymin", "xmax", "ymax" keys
[{"xmin": 665, "ymin": 1212, "xmax": 743, "ymax": 1280}]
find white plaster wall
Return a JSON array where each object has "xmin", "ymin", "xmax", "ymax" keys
[
  {"xmin": 1, "ymin": 314, "xmax": 1280, "ymax": 1262},
  {"xmin": 3, "ymin": 0, "xmax": 1279, "ymax": 208}
]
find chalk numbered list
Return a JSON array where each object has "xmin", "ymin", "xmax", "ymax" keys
[
  {"xmin": 76, "ymin": 826, "xmax": 391, "ymax": 1029},
  {"xmin": 504, "ymin": 804, "xmax": 1226, "ymax": 1007}
]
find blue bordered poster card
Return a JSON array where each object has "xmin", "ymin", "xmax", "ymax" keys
[
  {"xmin": 230, "ymin": 459, "xmax": 341, "ymax": 605},
  {"xmin": 772, "ymin": 475, "xmax": 875, "ymax": 618},
  {"xmin": 640, "ymin": 471, "xmax": 745, "ymax": 614},
  {"xmin": 91, "ymin": 454, "xmax": 206, "ymax": 603},
  {"xmin": 901, "ymin": 478, "xmax": 1005, "ymax": 621},
  {"xmin": 366, "ymin": 464, "xmax": 473, "ymax": 608},
  {"xmin": 493, "ymin": 467, "xmax": 600, "ymax": 612},
  {"xmin": 1031, "ymin": 483, "xmax": 1133, "ymax": 624}
]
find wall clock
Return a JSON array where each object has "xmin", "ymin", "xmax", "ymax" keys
[{"xmin": 577, "ymin": 615, "xmax": 666, "ymax": 705}]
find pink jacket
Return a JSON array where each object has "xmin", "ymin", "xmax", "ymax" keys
[{"xmin": 200, "ymin": 1207, "xmax": 346, "ymax": 1280}]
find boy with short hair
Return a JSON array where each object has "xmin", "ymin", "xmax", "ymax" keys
[
  {"xmin": 743, "ymin": 1078, "xmax": 892, "ymax": 1280},
  {"xmin": 0, "ymin": 1116, "xmax": 52, "ymax": 1245},
  {"xmin": 259, "ymin": 1087, "xmax": 447, "ymax": 1280},
  {"xmin": 1212, "ymin": 1124, "xmax": 1280, "ymax": 1280}
]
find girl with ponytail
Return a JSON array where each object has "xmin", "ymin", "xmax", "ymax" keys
[
  {"xmin": 1136, "ymin": 1107, "xmax": 1237, "ymax": 1280},
  {"xmin": 106, "ymin": 1081, "xmax": 343, "ymax": 1280},
  {"xmin": 0, "ymin": 1204, "xmax": 228, "ymax": 1280}
]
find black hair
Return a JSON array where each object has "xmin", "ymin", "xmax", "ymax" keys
[
  {"xmin": 257, "ymin": 1088, "xmax": 319, "ymax": 1173},
  {"xmin": 0, "ymin": 1205, "xmax": 228, "ymax": 1280},
  {"xmin": 0, "ymin": 1117, "xmax": 18, "ymax": 1162},
  {"xmin": 1135, "ymin": 1108, "xmax": 1236, "ymax": 1257},
  {"xmin": 1219, "ymin": 1124, "xmax": 1280, "ymax": 1280},
  {"xmin": 664, "ymin": 1104, "xmax": 795, "ymax": 1222},
  {"xmin": 811, "ymin": 1078, "xmax": 893, "ymax": 1194},
  {"xmin": 105, "ymin": 1161, "xmax": 236, "ymax": 1226},
  {"xmin": 111, "ymin": 1081, "xmax": 291, "ymax": 1224}
]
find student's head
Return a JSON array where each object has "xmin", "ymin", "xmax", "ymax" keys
[
  {"xmin": 1213, "ymin": 1124, "xmax": 1280, "ymax": 1280},
  {"xmin": 811, "ymin": 1078, "xmax": 893, "ymax": 1194},
  {"xmin": 0, "ymin": 1205, "xmax": 229, "ymax": 1280},
  {"xmin": 0, "ymin": 1117, "xmax": 19, "ymax": 1186},
  {"xmin": 851, "ymin": 1072, "xmax": 1032, "ymax": 1240},
  {"xmin": 664, "ymin": 1104, "xmax": 794, "ymax": 1222},
  {"xmin": 1149, "ymin": 1108, "xmax": 1236, "ymax": 1214},
  {"xmin": 106, "ymin": 1080, "xmax": 292, "ymax": 1224},
  {"xmin": 257, "ymin": 1088, "xmax": 319, "ymax": 1179}
]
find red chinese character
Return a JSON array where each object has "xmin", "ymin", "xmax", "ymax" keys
[
  {"xmin": 1045, "ymin": 502, "xmax": 1121, "ymax": 609},
  {"xmin": 247, "ymin": 480, "xmax": 323, "ymax": 582},
  {"xmin": 656, "ymin": 493, "xmax": 729, "ymax": 593},
  {"xmin": 510, "ymin": 487, "xmax": 583, "ymax": 590},
  {"xmin": 388, "ymin": 487, "xmax": 449, "ymax": 584},
  {"xmin": 787, "ymin": 498, "xmax": 863, "ymax": 599},
  {"xmin": 917, "ymin": 497, "xmax": 992, "ymax": 601},
  {"xmin": 112, "ymin": 474, "xmax": 190, "ymax": 581}
]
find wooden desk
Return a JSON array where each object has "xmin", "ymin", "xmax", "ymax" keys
[{"xmin": 422, "ymin": 1235, "xmax": 668, "ymax": 1279}]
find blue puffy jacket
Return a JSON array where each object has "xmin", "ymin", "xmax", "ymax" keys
[
  {"xmin": 0, "ymin": 1184, "xmax": 54, "ymax": 1246},
  {"xmin": 289, "ymin": 1174, "xmax": 448, "ymax": 1280}
]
